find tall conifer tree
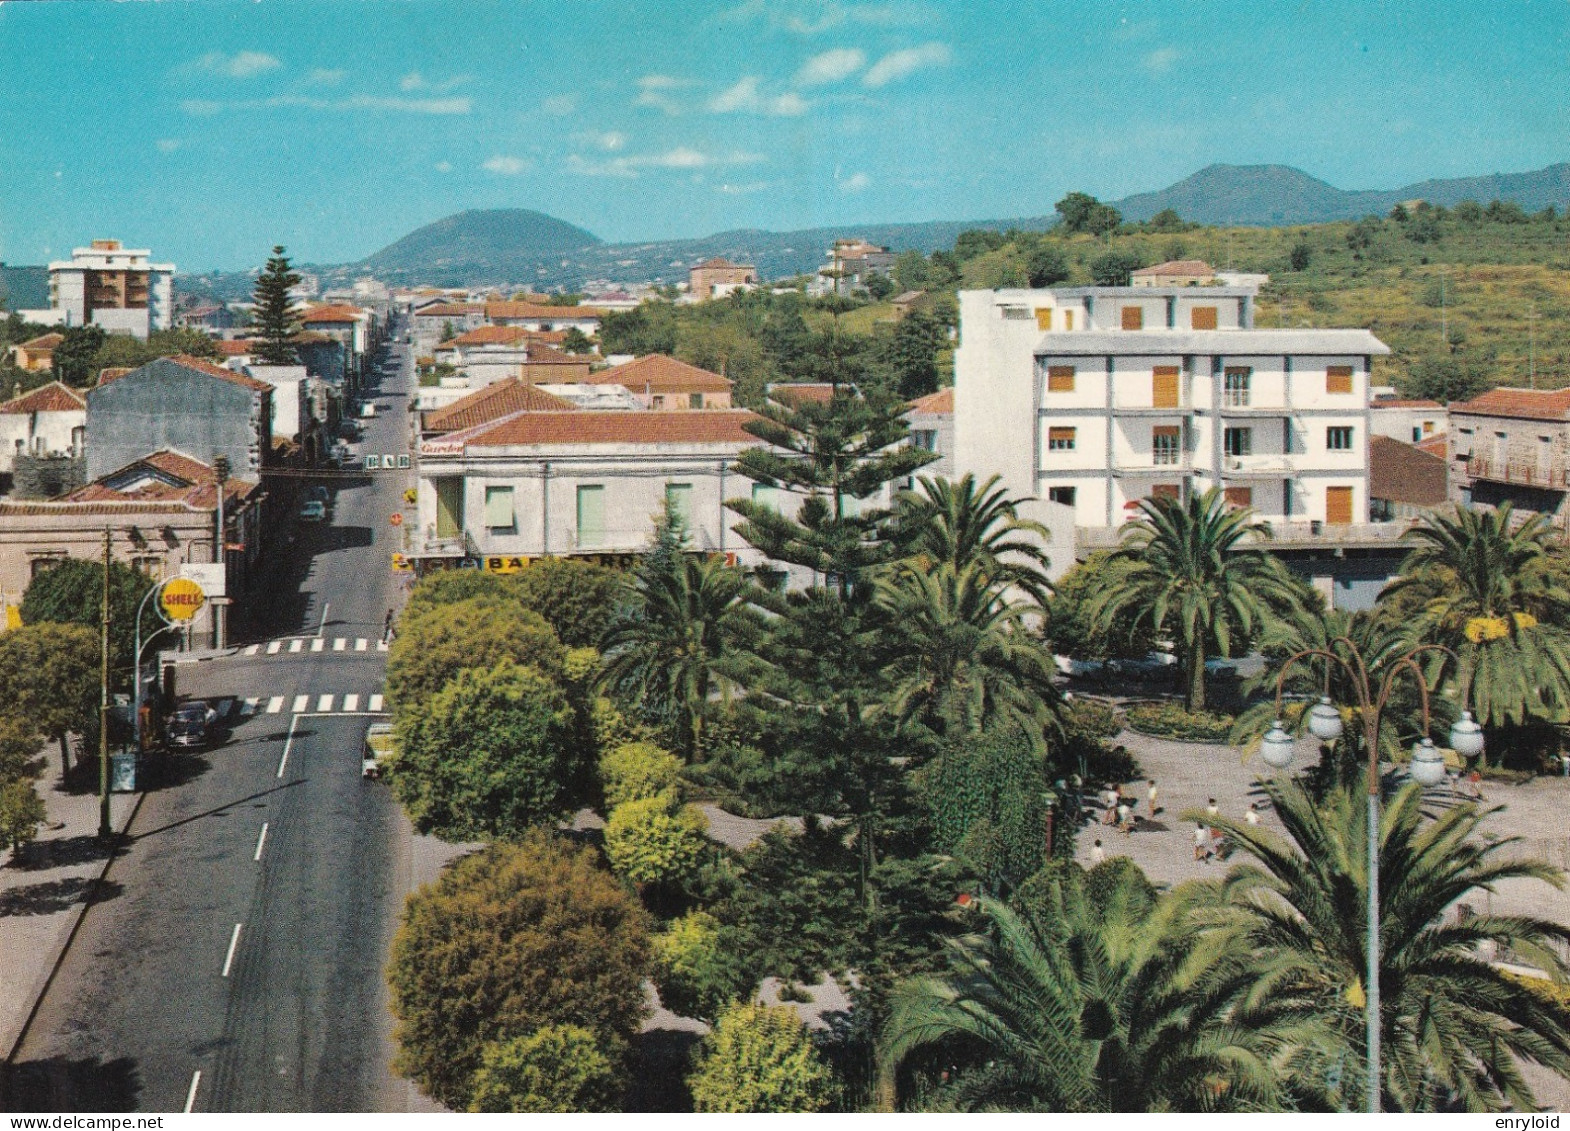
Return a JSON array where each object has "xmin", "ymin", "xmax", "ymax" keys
[{"xmin": 253, "ymin": 245, "xmax": 301, "ymax": 365}]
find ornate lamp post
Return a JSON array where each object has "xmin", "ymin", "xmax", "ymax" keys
[{"xmin": 1258, "ymin": 638, "xmax": 1481, "ymax": 1114}]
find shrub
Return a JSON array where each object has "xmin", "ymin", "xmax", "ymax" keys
[
  {"xmin": 468, "ymin": 1026, "xmax": 622, "ymax": 1113},
  {"xmin": 402, "ymin": 569, "xmax": 513, "ymax": 617},
  {"xmin": 387, "ymin": 595, "xmax": 564, "ymax": 712},
  {"xmin": 1124, "ymin": 701, "xmax": 1235, "ymax": 743},
  {"xmin": 512, "ymin": 557, "xmax": 626, "ymax": 648},
  {"xmin": 387, "ymin": 832, "xmax": 651, "ymax": 1109},
  {"xmin": 601, "ymin": 741, "xmax": 682, "ymax": 809},
  {"xmin": 651, "ymin": 911, "xmax": 755, "ymax": 1023},
  {"xmin": 687, "ymin": 1002, "xmax": 839, "ymax": 1113},
  {"xmin": 0, "ymin": 776, "xmax": 45, "ymax": 852},
  {"xmin": 1061, "ymin": 697, "xmax": 1122, "ymax": 741},
  {"xmin": 602, "ymin": 791, "xmax": 708, "ymax": 887}
]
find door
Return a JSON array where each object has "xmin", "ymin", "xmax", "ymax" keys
[
  {"xmin": 576, "ymin": 485, "xmax": 605, "ymax": 548},
  {"xmin": 1152, "ymin": 366, "xmax": 1179, "ymax": 408},
  {"xmin": 1325, "ymin": 485, "xmax": 1354, "ymax": 525},
  {"xmin": 435, "ymin": 478, "xmax": 463, "ymax": 539}
]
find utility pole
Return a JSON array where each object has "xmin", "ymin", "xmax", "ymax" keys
[
  {"xmin": 1439, "ymin": 269, "xmax": 1447, "ymax": 348},
  {"xmin": 213, "ymin": 455, "xmax": 230, "ymax": 650},
  {"xmin": 99, "ymin": 527, "xmax": 112, "ymax": 839}
]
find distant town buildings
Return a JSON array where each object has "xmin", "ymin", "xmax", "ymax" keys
[
  {"xmin": 688, "ymin": 258, "xmax": 758, "ymax": 301},
  {"xmin": 812, "ymin": 238, "xmax": 895, "ymax": 297},
  {"xmin": 1130, "ymin": 259, "xmax": 1218, "ymax": 287},
  {"xmin": 29, "ymin": 239, "xmax": 176, "ymax": 340}
]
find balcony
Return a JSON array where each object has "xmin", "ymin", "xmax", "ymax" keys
[
  {"xmin": 1076, "ymin": 518, "xmax": 1418, "ymax": 552},
  {"xmin": 1221, "ymin": 454, "xmax": 1294, "ymax": 477},
  {"xmin": 1464, "ymin": 457, "xmax": 1570, "ymax": 490},
  {"xmin": 1111, "ymin": 458, "xmax": 1191, "ymax": 477}
]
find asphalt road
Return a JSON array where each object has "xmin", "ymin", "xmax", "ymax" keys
[{"xmin": 6, "ymin": 322, "xmax": 420, "ymax": 1112}]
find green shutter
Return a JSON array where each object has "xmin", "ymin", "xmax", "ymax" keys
[
  {"xmin": 484, "ymin": 486, "xmax": 514, "ymax": 529},
  {"xmin": 666, "ymin": 483, "xmax": 692, "ymax": 526},
  {"xmin": 751, "ymin": 482, "xmax": 781, "ymax": 512},
  {"xmin": 577, "ymin": 485, "xmax": 605, "ymax": 547},
  {"xmin": 435, "ymin": 479, "xmax": 463, "ymax": 539}
]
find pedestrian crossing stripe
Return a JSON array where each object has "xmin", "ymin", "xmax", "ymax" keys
[
  {"xmin": 292, "ymin": 694, "xmax": 309, "ymax": 713},
  {"xmin": 242, "ymin": 698, "xmax": 259, "ymax": 716},
  {"xmin": 332, "ymin": 638, "xmax": 346, "ymax": 651},
  {"xmin": 343, "ymin": 694, "xmax": 359, "ymax": 712},
  {"xmin": 355, "ymin": 638, "xmax": 368, "ymax": 652},
  {"xmin": 377, "ymin": 640, "xmax": 389, "ymax": 652},
  {"xmin": 311, "ymin": 638, "xmax": 324, "ymax": 652},
  {"xmin": 289, "ymin": 639, "xmax": 303, "ymax": 654},
  {"xmin": 317, "ymin": 694, "xmax": 334, "ymax": 712},
  {"xmin": 245, "ymin": 645, "xmax": 260, "ymax": 657},
  {"xmin": 369, "ymin": 694, "xmax": 384, "ymax": 712},
  {"xmin": 267, "ymin": 696, "xmax": 284, "ymax": 714},
  {"xmin": 266, "ymin": 642, "xmax": 281, "ymax": 655}
]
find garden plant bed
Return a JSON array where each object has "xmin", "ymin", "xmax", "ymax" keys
[{"xmin": 1124, "ymin": 700, "xmax": 1236, "ymax": 744}]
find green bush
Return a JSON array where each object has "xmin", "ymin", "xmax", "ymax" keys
[
  {"xmin": 600, "ymin": 741, "xmax": 682, "ymax": 809},
  {"xmin": 1124, "ymin": 701, "xmax": 1235, "ymax": 743},
  {"xmin": 1062, "ymin": 697, "xmax": 1122, "ymax": 740},
  {"xmin": 651, "ymin": 911, "xmax": 754, "ymax": 1023},
  {"xmin": 468, "ymin": 1026, "xmax": 622, "ymax": 1113},
  {"xmin": 602, "ymin": 791, "xmax": 708, "ymax": 887},
  {"xmin": 511, "ymin": 557, "xmax": 626, "ymax": 648},
  {"xmin": 0, "ymin": 776, "xmax": 45, "ymax": 852},
  {"xmin": 687, "ymin": 1002, "xmax": 840, "ymax": 1113}
]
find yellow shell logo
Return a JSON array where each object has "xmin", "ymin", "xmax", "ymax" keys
[{"xmin": 159, "ymin": 577, "xmax": 207, "ymax": 622}]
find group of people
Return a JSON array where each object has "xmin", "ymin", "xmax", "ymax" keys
[
  {"xmin": 1089, "ymin": 791, "xmax": 1269, "ymax": 868},
  {"xmin": 1097, "ymin": 779, "xmax": 1162, "ymax": 836}
]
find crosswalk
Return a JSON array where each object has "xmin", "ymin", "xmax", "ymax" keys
[
  {"xmin": 207, "ymin": 692, "xmax": 389, "ymax": 718},
  {"xmin": 244, "ymin": 637, "xmax": 389, "ymax": 658}
]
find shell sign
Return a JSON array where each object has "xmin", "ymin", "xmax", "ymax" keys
[{"xmin": 159, "ymin": 577, "xmax": 207, "ymax": 622}]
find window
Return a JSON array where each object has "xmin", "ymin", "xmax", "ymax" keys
[
  {"xmin": 29, "ymin": 557, "xmax": 62, "ymax": 579},
  {"xmin": 1223, "ymin": 367, "xmax": 1251, "ymax": 408},
  {"xmin": 1190, "ymin": 306, "xmax": 1218, "ymax": 330},
  {"xmin": 1063, "ymin": 310, "xmax": 1074, "ymax": 331},
  {"xmin": 1150, "ymin": 484, "xmax": 1180, "ymax": 500},
  {"xmin": 1326, "ymin": 426, "xmax": 1354, "ymax": 451},
  {"xmin": 1047, "ymin": 426, "xmax": 1077, "ymax": 451},
  {"xmin": 1223, "ymin": 487, "xmax": 1253, "ymax": 508},
  {"xmin": 1046, "ymin": 366, "xmax": 1076, "ymax": 393},
  {"xmin": 1152, "ymin": 366, "xmax": 1180, "ymax": 408},
  {"xmin": 1121, "ymin": 306, "xmax": 1144, "ymax": 331},
  {"xmin": 1152, "ymin": 425, "xmax": 1181, "ymax": 466},
  {"xmin": 666, "ymin": 483, "xmax": 693, "ymax": 525},
  {"xmin": 689, "ymin": 393, "xmax": 704, "ymax": 409},
  {"xmin": 651, "ymin": 395, "xmax": 666, "ymax": 409},
  {"xmin": 1035, "ymin": 308, "xmax": 1053, "ymax": 331},
  {"xmin": 576, "ymin": 485, "xmax": 605, "ymax": 547},
  {"xmin": 484, "ymin": 485, "xmax": 516, "ymax": 531},
  {"xmin": 1047, "ymin": 486, "xmax": 1077, "ymax": 507},
  {"xmin": 911, "ymin": 429, "xmax": 937, "ymax": 451},
  {"xmin": 1224, "ymin": 427, "xmax": 1252, "ymax": 457},
  {"xmin": 1326, "ymin": 365, "xmax": 1354, "ymax": 395},
  {"xmin": 751, "ymin": 482, "xmax": 783, "ymax": 512},
  {"xmin": 1412, "ymin": 426, "xmax": 1424, "ymax": 443},
  {"xmin": 131, "ymin": 555, "xmax": 164, "ymax": 580}
]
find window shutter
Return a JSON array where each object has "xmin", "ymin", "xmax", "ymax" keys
[
  {"xmin": 1152, "ymin": 366, "xmax": 1180, "ymax": 408},
  {"xmin": 1326, "ymin": 366, "xmax": 1354, "ymax": 394},
  {"xmin": 576, "ymin": 485, "xmax": 605, "ymax": 546},
  {"xmin": 1035, "ymin": 308, "xmax": 1053, "ymax": 331},
  {"xmin": 1191, "ymin": 306, "xmax": 1218, "ymax": 330},
  {"xmin": 1121, "ymin": 306, "xmax": 1144, "ymax": 331},
  {"xmin": 1047, "ymin": 366, "xmax": 1076, "ymax": 392},
  {"xmin": 484, "ymin": 486, "xmax": 515, "ymax": 529}
]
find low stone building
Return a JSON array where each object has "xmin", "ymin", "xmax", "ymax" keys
[
  {"xmin": 1449, "ymin": 387, "xmax": 1570, "ymax": 521},
  {"xmin": 0, "ymin": 382, "xmax": 86, "ymax": 476},
  {"xmin": 688, "ymin": 257, "xmax": 758, "ymax": 301}
]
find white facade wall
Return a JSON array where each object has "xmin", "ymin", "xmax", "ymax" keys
[
  {"xmin": 1370, "ymin": 403, "xmax": 1447, "ymax": 443},
  {"xmin": 0, "ymin": 410, "xmax": 86, "ymax": 471}
]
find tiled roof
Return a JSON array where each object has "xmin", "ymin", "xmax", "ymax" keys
[
  {"xmin": 301, "ymin": 304, "xmax": 363, "ymax": 324},
  {"xmin": 451, "ymin": 325, "xmax": 530, "ymax": 346},
  {"xmin": 769, "ymin": 382, "xmax": 837, "ymax": 405},
  {"xmin": 96, "ymin": 355, "xmax": 273, "ymax": 393},
  {"xmin": 0, "ymin": 381, "xmax": 85, "ymax": 414},
  {"xmin": 1416, "ymin": 434, "xmax": 1448, "ymax": 456},
  {"xmin": 1370, "ymin": 435, "xmax": 1448, "ymax": 506},
  {"xmin": 591, "ymin": 354, "xmax": 731, "ymax": 393},
  {"xmin": 97, "ymin": 368, "xmax": 134, "ymax": 384},
  {"xmin": 1131, "ymin": 259, "xmax": 1215, "ymax": 276},
  {"xmin": 423, "ymin": 380, "xmax": 575, "ymax": 433},
  {"xmin": 17, "ymin": 333, "xmax": 64, "ymax": 351},
  {"xmin": 908, "ymin": 388, "xmax": 953, "ymax": 414},
  {"xmin": 1371, "ymin": 398, "xmax": 1443, "ymax": 409},
  {"xmin": 414, "ymin": 303, "xmax": 485, "ymax": 318},
  {"xmin": 455, "ymin": 409, "xmax": 759, "ymax": 449},
  {"xmin": 485, "ymin": 301, "xmax": 607, "ymax": 320},
  {"xmin": 213, "ymin": 339, "xmax": 259, "ymax": 357},
  {"xmin": 1450, "ymin": 386, "xmax": 1570, "ymax": 422},
  {"xmin": 65, "ymin": 449, "xmax": 258, "ymax": 508}
]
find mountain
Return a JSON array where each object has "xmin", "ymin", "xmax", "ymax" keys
[
  {"xmin": 0, "ymin": 265, "xmax": 50, "ymax": 312},
  {"xmin": 356, "ymin": 208, "xmax": 603, "ymax": 280},
  {"xmin": 1113, "ymin": 162, "xmax": 1570, "ymax": 226}
]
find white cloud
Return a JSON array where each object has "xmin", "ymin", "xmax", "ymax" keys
[
  {"xmin": 184, "ymin": 50, "xmax": 282, "ymax": 79},
  {"xmin": 181, "ymin": 94, "xmax": 472, "ymax": 116},
  {"xmin": 635, "ymin": 73, "xmax": 694, "ymax": 114},
  {"xmin": 717, "ymin": 181, "xmax": 770, "ymax": 195},
  {"xmin": 155, "ymin": 138, "xmax": 181, "ymax": 153},
  {"xmin": 574, "ymin": 130, "xmax": 627, "ymax": 151},
  {"xmin": 708, "ymin": 76, "xmax": 809, "ymax": 116},
  {"xmin": 840, "ymin": 170, "xmax": 871, "ymax": 193},
  {"xmin": 724, "ymin": 0, "xmax": 926, "ymax": 35},
  {"xmin": 542, "ymin": 94, "xmax": 577, "ymax": 116},
  {"xmin": 483, "ymin": 155, "xmax": 530, "ymax": 175},
  {"xmin": 796, "ymin": 47, "xmax": 866, "ymax": 85},
  {"xmin": 1143, "ymin": 46, "xmax": 1180, "ymax": 73},
  {"xmin": 567, "ymin": 147, "xmax": 764, "ymax": 178},
  {"xmin": 435, "ymin": 160, "xmax": 453, "ymax": 172},
  {"xmin": 400, "ymin": 71, "xmax": 469, "ymax": 92},
  {"xmin": 863, "ymin": 41, "xmax": 950, "ymax": 86},
  {"xmin": 303, "ymin": 68, "xmax": 346, "ymax": 86}
]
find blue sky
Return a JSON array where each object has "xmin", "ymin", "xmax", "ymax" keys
[{"xmin": 1, "ymin": 0, "xmax": 1566, "ymax": 272}]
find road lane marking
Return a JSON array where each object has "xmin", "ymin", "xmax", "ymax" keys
[
  {"xmin": 333, "ymin": 637, "xmax": 346, "ymax": 652},
  {"xmin": 311, "ymin": 638, "xmax": 324, "ymax": 653},
  {"xmin": 291, "ymin": 694, "xmax": 309, "ymax": 713},
  {"xmin": 221, "ymin": 923, "xmax": 242, "ymax": 977},
  {"xmin": 254, "ymin": 823, "xmax": 269, "ymax": 861},
  {"xmin": 185, "ymin": 1071, "xmax": 201, "ymax": 1113},
  {"xmin": 317, "ymin": 694, "xmax": 334, "ymax": 712},
  {"xmin": 244, "ymin": 644, "xmax": 260, "ymax": 657},
  {"xmin": 377, "ymin": 640, "xmax": 389, "ymax": 652},
  {"xmin": 355, "ymin": 638, "xmax": 368, "ymax": 652},
  {"xmin": 266, "ymin": 696, "xmax": 284, "ymax": 715},
  {"xmin": 369, "ymin": 694, "xmax": 384, "ymax": 712},
  {"xmin": 277, "ymin": 713, "xmax": 301, "ymax": 778},
  {"xmin": 266, "ymin": 641, "xmax": 281, "ymax": 655},
  {"xmin": 289, "ymin": 639, "xmax": 303, "ymax": 654},
  {"xmin": 343, "ymin": 694, "xmax": 360, "ymax": 712},
  {"xmin": 242, "ymin": 697, "xmax": 259, "ymax": 716}
]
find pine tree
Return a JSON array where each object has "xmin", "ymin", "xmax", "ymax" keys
[{"xmin": 253, "ymin": 245, "xmax": 301, "ymax": 365}]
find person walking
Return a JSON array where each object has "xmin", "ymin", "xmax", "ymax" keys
[
  {"xmin": 1146, "ymin": 779, "xmax": 1160, "ymax": 816},
  {"xmin": 383, "ymin": 608, "xmax": 395, "ymax": 644},
  {"xmin": 1194, "ymin": 822, "xmax": 1211, "ymax": 863},
  {"xmin": 1116, "ymin": 797, "xmax": 1133, "ymax": 835},
  {"xmin": 1091, "ymin": 839, "xmax": 1106, "ymax": 866}
]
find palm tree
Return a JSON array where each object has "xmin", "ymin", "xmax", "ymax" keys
[
  {"xmin": 876, "ymin": 561, "xmax": 1057, "ymax": 738},
  {"xmin": 1088, "ymin": 487, "xmax": 1307, "ymax": 711},
  {"xmin": 1381, "ymin": 504, "xmax": 1570, "ymax": 727},
  {"xmin": 600, "ymin": 551, "xmax": 753, "ymax": 760},
  {"xmin": 1197, "ymin": 776, "xmax": 1570, "ymax": 1111},
  {"xmin": 880, "ymin": 860, "xmax": 1298, "ymax": 1111},
  {"xmin": 893, "ymin": 474, "xmax": 1054, "ymax": 603}
]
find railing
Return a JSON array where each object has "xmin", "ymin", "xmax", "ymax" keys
[
  {"xmin": 1464, "ymin": 458, "xmax": 1570, "ymax": 489},
  {"xmin": 1076, "ymin": 518, "xmax": 1417, "ymax": 551},
  {"xmin": 1224, "ymin": 454, "xmax": 1294, "ymax": 475}
]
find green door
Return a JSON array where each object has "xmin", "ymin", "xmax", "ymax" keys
[
  {"xmin": 435, "ymin": 478, "xmax": 463, "ymax": 539},
  {"xmin": 577, "ymin": 485, "xmax": 605, "ymax": 548}
]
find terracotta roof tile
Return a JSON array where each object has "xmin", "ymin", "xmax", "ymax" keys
[
  {"xmin": 1371, "ymin": 398, "xmax": 1444, "ymax": 409},
  {"xmin": 485, "ymin": 301, "xmax": 606, "ymax": 320},
  {"xmin": 95, "ymin": 355, "xmax": 273, "ymax": 393},
  {"xmin": 908, "ymin": 388, "xmax": 953, "ymax": 414},
  {"xmin": 591, "ymin": 354, "xmax": 731, "ymax": 393},
  {"xmin": 769, "ymin": 382, "xmax": 837, "ymax": 405},
  {"xmin": 424, "ymin": 380, "xmax": 576, "ymax": 433},
  {"xmin": 1416, "ymin": 434, "xmax": 1448, "ymax": 456},
  {"xmin": 214, "ymin": 340, "xmax": 259, "ymax": 357},
  {"xmin": 1370, "ymin": 435, "xmax": 1448, "ymax": 506},
  {"xmin": 414, "ymin": 302, "xmax": 485, "ymax": 318},
  {"xmin": 455, "ymin": 409, "xmax": 759, "ymax": 449},
  {"xmin": 64, "ymin": 449, "xmax": 259, "ymax": 508},
  {"xmin": 17, "ymin": 333, "xmax": 64, "ymax": 350},
  {"xmin": 0, "ymin": 381, "xmax": 85, "ymax": 414},
  {"xmin": 450, "ymin": 325, "xmax": 531, "ymax": 346},
  {"xmin": 1450, "ymin": 386, "xmax": 1570, "ymax": 422},
  {"xmin": 1131, "ymin": 259, "xmax": 1215, "ymax": 276},
  {"xmin": 96, "ymin": 368, "xmax": 134, "ymax": 384},
  {"xmin": 300, "ymin": 304, "xmax": 363, "ymax": 324}
]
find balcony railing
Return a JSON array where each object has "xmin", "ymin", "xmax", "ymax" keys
[
  {"xmin": 1077, "ymin": 518, "xmax": 1418, "ymax": 551},
  {"xmin": 1223, "ymin": 454, "xmax": 1294, "ymax": 476},
  {"xmin": 1465, "ymin": 457, "xmax": 1570, "ymax": 490}
]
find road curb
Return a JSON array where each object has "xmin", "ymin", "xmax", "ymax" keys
[
  {"xmin": 166, "ymin": 646, "xmax": 240, "ymax": 665},
  {"xmin": 2, "ymin": 787, "xmax": 147, "ymax": 1066}
]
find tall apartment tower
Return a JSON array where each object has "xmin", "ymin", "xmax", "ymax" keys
[{"xmin": 48, "ymin": 239, "xmax": 175, "ymax": 340}]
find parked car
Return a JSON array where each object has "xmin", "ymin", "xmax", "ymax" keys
[
  {"xmin": 166, "ymin": 702, "xmax": 218, "ymax": 749},
  {"xmin": 304, "ymin": 485, "xmax": 329, "ymax": 509},
  {"xmin": 363, "ymin": 722, "xmax": 393, "ymax": 779},
  {"xmin": 299, "ymin": 499, "xmax": 327, "ymax": 522},
  {"xmin": 360, "ymin": 402, "xmax": 376, "ymax": 419}
]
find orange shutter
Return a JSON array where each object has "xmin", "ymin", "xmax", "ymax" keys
[
  {"xmin": 1121, "ymin": 306, "xmax": 1144, "ymax": 331},
  {"xmin": 1326, "ymin": 366, "xmax": 1354, "ymax": 394},
  {"xmin": 1325, "ymin": 485, "xmax": 1354, "ymax": 525},
  {"xmin": 1191, "ymin": 306, "xmax": 1218, "ymax": 330},
  {"xmin": 1063, "ymin": 310, "xmax": 1074, "ymax": 331},
  {"xmin": 1150, "ymin": 484, "xmax": 1180, "ymax": 500},
  {"xmin": 1223, "ymin": 487, "xmax": 1253, "ymax": 508},
  {"xmin": 1035, "ymin": 308, "xmax": 1053, "ymax": 331},
  {"xmin": 1152, "ymin": 366, "xmax": 1180, "ymax": 408},
  {"xmin": 1047, "ymin": 427, "xmax": 1077, "ymax": 450},
  {"xmin": 1047, "ymin": 366, "xmax": 1076, "ymax": 393}
]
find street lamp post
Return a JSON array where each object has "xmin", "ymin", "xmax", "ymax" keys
[
  {"xmin": 1258, "ymin": 638, "xmax": 1481, "ymax": 1114},
  {"xmin": 133, "ymin": 580, "xmax": 180, "ymax": 756}
]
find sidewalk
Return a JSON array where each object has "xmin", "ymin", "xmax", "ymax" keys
[{"xmin": 0, "ymin": 776, "xmax": 138, "ymax": 1063}]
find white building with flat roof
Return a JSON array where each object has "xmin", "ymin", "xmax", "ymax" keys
[
  {"xmin": 46, "ymin": 239, "xmax": 174, "ymax": 340},
  {"xmin": 954, "ymin": 286, "xmax": 1390, "ymax": 559}
]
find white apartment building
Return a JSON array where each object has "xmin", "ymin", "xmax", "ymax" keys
[
  {"xmin": 46, "ymin": 239, "xmax": 174, "ymax": 339},
  {"xmin": 954, "ymin": 286, "xmax": 1389, "ymax": 547}
]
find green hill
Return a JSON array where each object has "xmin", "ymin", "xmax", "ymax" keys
[{"xmin": 355, "ymin": 208, "xmax": 603, "ymax": 282}]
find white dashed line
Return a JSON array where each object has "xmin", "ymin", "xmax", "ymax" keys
[
  {"xmin": 343, "ymin": 694, "xmax": 359, "ymax": 712},
  {"xmin": 317, "ymin": 694, "xmax": 334, "ymax": 713},
  {"xmin": 221, "ymin": 923, "xmax": 242, "ymax": 977},
  {"xmin": 266, "ymin": 696, "xmax": 284, "ymax": 715},
  {"xmin": 333, "ymin": 638, "xmax": 346, "ymax": 652},
  {"xmin": 185, "ymin": 1071, "xmax": 201, "ymax": 1114},
  {"xmin": 311, "ymin": 638, "xmax": 324, "ymax": 653},
  {"xmin": 291, "ymin": 694, "xmax": 309, "ymax": 714},
  {"xmin": 369, "ymin": 694, "xmax": 384, "ymax": 712},
  {"xmin": 354, "ymin": 638, "xmax": 368, "ymax": 652},
  {"xmin": 242, "ymin": 697, "xmax": 259, "ymax": 716},
  {"xmin": 266, "ymin": 641, "xmax": 281, "ymax": 655},
  {"xmin": 377, "ymin": 640, "xmax": 389, "ymax": 652},
  {"xmin": 289, "ymin": 639, "xmax": 303, "ymax": 654},
  {"xmin": 244, "ymin": 644, "xmax": 260, "ymax": 657},
  {"xmin": 254, "ymin": 823, "xmax": 269, "ymax": 862}
]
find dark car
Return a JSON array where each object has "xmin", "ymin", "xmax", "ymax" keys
[{"xmin": 166, "ymin": 702, "xmax": 218, "ymax": 749}]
